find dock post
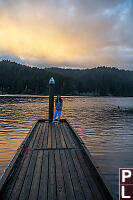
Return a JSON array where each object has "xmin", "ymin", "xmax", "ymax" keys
[{"xmin": 49, "ymin": 77, "xmax": 55, "ymax": 121}]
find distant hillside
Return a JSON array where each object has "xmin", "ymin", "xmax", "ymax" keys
[{"xmin": 0, "ymin": 60, "xmax": 133, "ymax": 96}]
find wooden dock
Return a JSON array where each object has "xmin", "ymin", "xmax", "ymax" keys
[{"xmin": 0, "ymin": 119, "xmax": 114, "ymax": 200}]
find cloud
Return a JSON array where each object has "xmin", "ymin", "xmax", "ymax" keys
[{"xmin": 0, "ymin": 0, "xmax": 133, "ymax": 69}]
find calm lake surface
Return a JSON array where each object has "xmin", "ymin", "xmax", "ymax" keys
[{"xmin": 0, "ymin": 95, "xmax": 133, "ymax": 198}]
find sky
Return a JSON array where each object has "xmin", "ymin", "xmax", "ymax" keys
[{"xmin": 0, "ymin": 0, "xmax": 133, "ymax": 70}]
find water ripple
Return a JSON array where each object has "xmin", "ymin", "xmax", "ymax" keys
[{"xmin": 0, "ymin": 96, "xmax": 133, "ymax": 198}]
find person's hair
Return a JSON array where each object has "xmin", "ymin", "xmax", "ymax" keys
[{"xmin": 56, "ymin": 96, "xmax": 62, "ymax": 103}]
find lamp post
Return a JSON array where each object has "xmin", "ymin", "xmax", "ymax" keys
[{"xmin": 49, "ymin": 77, "xmax": 55, "ymax": 121}]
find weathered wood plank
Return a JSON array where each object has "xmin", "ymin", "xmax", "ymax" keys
[
  {"xmin": 57, "ymin": 123, "xmax": 66, "ymax": 148},
  {"xmin": 55, "ymin": 123, "xmax": 62, "ymax": 148},
  {"xmin": 55, "ymin": 150, "xmax": 66, "ymax": 200},
  {"xmin": 60, "ymin": 150, "xmax": 76, "ymax": 200},
  {"xmin": 81, "ymin": 147, "xmax": 114, "ymax": 200},
  {"xmin": 65, "ymin": 150, "xmax": 85, "ymax": 200},
  {"xmin": 0, "ymin": 151, "xmax": 30, "ymax": 200},
  {"xmin": 3, "ymin": 123, "xmax": 40, "ymax": 200},
  {"xmin": 65, "ymin": 119, "xmax": 83, "ymax": 145},
  {"xmin": 63, "ymin": 122, "xmax": 105, "ymax": 199},
  {"xmin": 33, "ymin": 123, "xmax": 43, "ymax": 148},
  {"xmin": 63, "ymin": 123, "xmax": 80, "ymax": 148},
  {"xmin": 65, "ymin": 119, "xmax": 114, "ymax": 199},
  {"xmin": 70, "ymin": 150, "xmax": 94, "ymax": 200},
  {"xmin": 28, "ymin": 123, "xmax": 41, "ymax": 148},
  {"xmin": 11, "ymin": 124, "xmax": 42, "ymax": 200},
  {"xmin": 43, "ymin": 122, "xmax": 48, "ymax": 148},
  {"xmin": 28, "ymin": 150, "xmax": 43, "ymax": 200},
  {"xmin": 59, "ymin": 123, "xmax": 71, "ymax": 148},
  {"xmin": 51, "ymin": 123, "xmax": 56, "ymax": 148},
  {"xmin": 47, "ymin": 123, "xmax": 52, "ymax": 148},
  {"xmin": 37, "ymin": 123, "xmax": 46, "ymax": 148},
  {"xmin": 0, "ymin": 120, "xmax": 114, "ymax": 200},
  {"xmin": 65, "ymin": 121, "xmax": 110, "ymax": 199},
  {"xmin": 9, "ymin": 150, "xmax": 32, "ymax": 200},
  {"xmin": 48, "ymin": 150, "xmax": 56, "ymax": 200},
  {"xmin": 63, "ymin": 122, "xmax": 79, "ymax": 148},
  {"xmin": 18, "ymin": 151, "xmax": 38, "ymax": 200},
  {"xmin": 0, "ymin": 121, "xmax": 38, "ymax": 196},
  {"xmin": 38, "ymin": 151, "xmax": 48, "ymax": 200},
  {"xmin": 62, "ymin": 123, "xmax": 76, "ymax": 147},
  {"xmin": 76, "ymin": 150, "xmax": 104, "ymax": 200},
  {"xmin": 18, "ymin": 124, "xmax": 43, "ymax": 200}
]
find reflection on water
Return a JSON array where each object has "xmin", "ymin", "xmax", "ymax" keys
[{"xmin": 0, "ymin": 95, "xmax": 133, "ymax": 198}]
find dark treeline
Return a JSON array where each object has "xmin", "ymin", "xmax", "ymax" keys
[{"xmin": 0, "ymin": 60, "xmax": 133, "ymax": 96}]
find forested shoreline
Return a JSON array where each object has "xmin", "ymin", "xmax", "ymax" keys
[{"xmin": 0, "ymin": 60, "xmax": 133, "ymax": 96}]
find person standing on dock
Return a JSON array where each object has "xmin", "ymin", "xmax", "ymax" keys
[{"xmin": 52, "ymin": 95, "xmax": 63, "ymax": 122}]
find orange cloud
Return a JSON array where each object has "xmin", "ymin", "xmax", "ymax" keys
[{"xmin": 0, "ymin": 0, "xmax": 133, "ymax": 69}]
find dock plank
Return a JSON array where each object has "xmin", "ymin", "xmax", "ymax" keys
[
  {"xmin": 0, "ymin": 120, "xmax": 114, "ymax": 200},
  {"xmin": 0, "ymin": 121, "xmax": 40, "ymax": 199},
  {"xmin": 0, "ymin": 150, "xmax": 31, "ymax": 200},
  {"xmin": 51, "ymin": 123, "xmax": 57, "ymax": 148},
  {"xmin": 37, "ymin": 123, "xmax": 46, "ymax": 148},
  {"xmin": 65, "ymin": 123, "xmax": 104, "ymax": 199},
  {"xmin": 48, "ymin": 150, "xmax": 56, "ymax": 200},
  {"xmin": 55, "ymin": 123, "xmax": 62, "ymax": 148},
  {"xmin": 59, "ymin": 123, "xmax": 71, "ymax": 148},
  {"xmin": 70, "ymin": 150, "xmax": 94, "ymax": 200},
  {"xmin": 43, "ymin": 122, "xmax": 48, "ymax": 148},
  {"xmin": 5, "ymin": 123, "xmax": 41, "ymax": 200},
  {"xmin": 15, "ymin": 124, "xmax": 43, "ymax": 200},
  {"xmin": 28, "ymin": 123, "xmax": 41, "ymax": 148},
  {"xmin": 76, "ymin": 150, "xmax": 104, "ymax": 200},
  {"xmin": 60, "ymin": 150, "xmax": 76, "ymax": 200},
  {"xmin": 57, "ymin": 123, "xmax": 66, "ymax": 148},
  {"xmin": 28, "ymin": 150, "xmax": 43, "ymax": 200},
  {"xmin": 33, "ymin": 123, "xmax": 43, "ymax": 148},
  {"xmin": 63, "ymin": 123, "xmax": 80, "ymax": 148},
  {"xmin": 47, "ymin": 123, "xmax": 52, "ymax": 148},
  {"xmin": 55, "ymin": 150, "xmax": 66, "ymax": 200},
  {"xmin": 38, "ymin": 151, "xmax": 48, "ymax": 200},
  {"xmin": 18, "ymin": 151, "xmax": 38, "ymax": 200},
  {"xmin": 10, "ymin": 151, "xmax": 32, "ymax": 200},
  {"xmin": 65, "ymin": 150, "xmax": 85, "ymax": 200}
]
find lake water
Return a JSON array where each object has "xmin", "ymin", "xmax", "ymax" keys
[{"xmin": 0, "ymin": 95, "xmax": 133, "ymax": 198}]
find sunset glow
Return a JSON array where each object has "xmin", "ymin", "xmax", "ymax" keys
[{"xmin": 0, "ymin": 0, "xmax": 133, "ymax": 69}]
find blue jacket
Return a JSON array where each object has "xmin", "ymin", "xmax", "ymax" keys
[{"xmin": 55, "ymin": 99, "xmax": 62, "ymax": 111}]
